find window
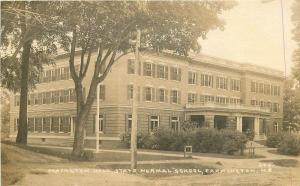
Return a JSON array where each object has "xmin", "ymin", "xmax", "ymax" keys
[
  {"xmin": 273, "ymin": 122, "xmax": 279, "ymax": 133},
  {"xmin": 51, "ymin": 117, "xmax": 59, "ymax": 133},
  {"xmin": 35, "ymin": 118, "xmax": 43, "ymax": 132},
  {"xmin": 28, "ymin": 118, "xmax": 35, "ymax": 132},
  {"xmin": 51, "ymin": 68, "xmax": 61, "ymax": 81},
  {"xmin": 59, "ymin": 90, "xmax": 69, "ymax": 103},
  {"xmin": 216, "ymin": 96, "xmax": 227, "ymax": 104},
  {"xmin": 264, "ymin": 84, "xmax": 271, "ymax": 95},
  {"xmin": 188, "ymin": 93, "xmax": 197, "ymax": 104},
  {"xmin": 230, "ymin": 98, "xmax": 241, "ymax": 105},
  {"xmin": 170, "ymin": 67, "xmax": 181, "ymax": 81},
  {"xmin": 143, "ymin": 62, "xmax": 155, "ymax": 77},
  {"xmin": 188, "ymin": 71, "xmax": 197, "ymax": 84},
  {"xmin": 216, "ymin": 76, "xmax": 228, "ymax": 89},
  {"xmin": 15, "ymin": 95, "xmax": 20, "ymax": 106},
  {"xmin": 69, "ymin": 89, "xmax": 76, "ymax": 102},
  {"xmin": 127, "ymin": 84, "xmax": 133, "ymax": 99},
  {"xmin": 99, "ymin": 85, "xmax": 105, "ymax": 100},
  {"xmin": 259, "ymin": 83, "xmax": 264, "ymax": 93},
  {"xmin": 60, "ymin": 116, "xmax": 71, "ymax": 133},
  {"xmin": 158, "ymin": 88, "xmax": 166, "ymax": 102},
  {"xmin": 171, "ymin": 116, "xmax": 179, "ymax": 131},
  {"xmin": 170, "ymin": 90, "xmax": 180, "ymax": 104},
  {"xmin": 42, "ymin": 92, "xmax": 51, "ymax": 104},
  {"xmin": 230, "ymin": 79, "xmax": 241, "ymax": 91},
  {"xmin": 14, "ymin": 118, "xmax": 19, "ymax": 131},
  {"xmin": 127, "ymin": 114, "xmax": 132, "ymax": 133},
  {"xmin": 144, "ymin": 87, "xmax": 154, "ymax": 102},
  {"xmin": 150, "ymin": 115, "xmax": 159, "ymax": 132},
  {"xmin": 273, "ymin": 86, "xmax": 280, "ymax": 96},
  {"xmin": 201, "ymin": 74, "xmax": 213, "ymax": 87},
  {"xmin": 61, "ymin": 67, "xmax": 70, "ymax": 80},
  {"xmin": 42, "ymin": 117, "xmax": 51, "ymax": 133},
  {"xmin": 251, "ymin": 82, "xmax": 256, "ymax": 92},
  {"xmin": 272, "ymin": 103, "xmax": 279, "ymax": 112},
  {"xmin": 96, "ymin": 115, "xmax": 104, "ymax": 133},
  {"xmin": 199, "ymin": 94, "xmax": 214, "ymax": 103},
  {"xmin": 127, "ymin": 59, "xmax": 135, "ymax": 74},
  {"xmin": 42, "ymin": 70, "xmax": 51, "ymax": 83},
  {"xmin": 28, "ymin": 94, "xmax": 35, "ymax": 105},
  {"xmin": 157, "ymin": 64, "xmax": 168, "ymax": 79}
]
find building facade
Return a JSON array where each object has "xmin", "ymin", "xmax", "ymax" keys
[{"xmin": 9, "ymin": 51, "xmax": 284, "ymax": 149}]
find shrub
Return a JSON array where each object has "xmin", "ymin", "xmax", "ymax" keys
[
  {"xmin": 121, "ymin": 128, "xmax": 248, "ymax": 155},
  {"xmin": 266, "ymin": 133, "xmax": 285, "ymax": 148},
  {"xmin": 220, "ymin": 130, "xmax": 248, "ymax": 155},
  {"xmin": 245, "ymin": 129, "xmax": 255, "ymax": 141},
  {"xmin": 277, "ymin": 135, "xmax": 300, "ymax": 156}
]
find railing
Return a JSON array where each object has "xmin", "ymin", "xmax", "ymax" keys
[{"xmin": 185, "ymin": 102, "xmax": 271, "ymax": 113}]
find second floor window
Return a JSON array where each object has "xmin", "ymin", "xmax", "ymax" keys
[
  {"xmin": 127, "ymin": 59, "xmax": 135, "ymax": 74},
  {"xmin": 158, "ymin": 88, "xmax": 167, "ymax": 102},
  {"xmin": 143, "ymin": 62, "xmax": 155, "ymax": 77},
  {"xmin": 201, "ymin": 74, "xmax": 213, "ymax": 88},
  {"xmin": 127, "ymin": 84, "xmax": 133, "ymax": 99},
  {"xmin": 230, "ymin": 79, "xmax": 241, "ymax": 91},
  {"xmin": 144, "ymin": 87, "xmax": 154, "ymax": 102},
  {"xmin": 188, "ymin": 93, "xmax": 197, "ymax": 104},
  {"xmin": 188, "ymin": 71, "xmax": 197, "ymax": 84},
  {"xmin": 170, "ymin": 90, "xmax": 180, "ymax": 104},
  {"xmin": 170, "ymin": 67, "xmax": 181, "ymax": 81},
  {"xmin": 272, "ymin": 103, "xmax": 279, "ymax": 112},
  {"xmin": 157, "ymin": 64, "xmax": 168, "ymax": 79},
  {"xmin": 99, "ymin": 85, "xmax": 105, "ymax": 100},
  {"xmin": 216, "ymin": 76, "xmax": 228, "ymax": 90},
  {"xmin": 216, "ymin": 96, "xmax": 227, "ymax": 104}
]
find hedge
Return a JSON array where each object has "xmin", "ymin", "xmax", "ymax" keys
[{"xmin": 121, "ymin": 127, "xmax": 248, "ymax": 155}]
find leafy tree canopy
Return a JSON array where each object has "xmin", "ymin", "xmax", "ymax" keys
[
  {"xmin": 292, "ymin": 0, "xmax": 300, "ymax": 82},
  {"xmin": 1, "ymin": 1, "xmax": 60, "ymax": 92}
]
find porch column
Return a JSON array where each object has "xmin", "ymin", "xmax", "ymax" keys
[
  {"xmin": 205, "ymin": 115, "xmax": 214, "ymax": 128},
  {"xmin": 236, "ymin": 116, "xmax": 243, "ymax": 132},
  {"xmin": 70, "ymin": 117, "xmax": 74, "ymax": 136},
  {"xmin": 254, "ymin": 117, "xmax": 260, "ymax": 140}
]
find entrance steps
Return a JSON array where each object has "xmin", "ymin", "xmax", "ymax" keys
[{"xmin": 246, "ymin": 141, "xmax": 266, "ymax": 149}]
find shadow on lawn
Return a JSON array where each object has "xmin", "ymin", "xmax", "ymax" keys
[{"xmin": 260, "ymin": 159, "xmax": 299, "ymax": 167}]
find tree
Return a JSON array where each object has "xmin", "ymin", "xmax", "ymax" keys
[
  {"xmin": 57, "ymin": 1, "xmax": 235, "ymax": 159},
  {"xmin": 1, "ymin": 2, "xmax": 60, "ymax": 144},
  {"xmin": 292, "ymin": 0, "xmax": 300, "ymax": 82},
  {"xmin": 282, "ymin": 78, "xmax": 300, "ymax": 132}
]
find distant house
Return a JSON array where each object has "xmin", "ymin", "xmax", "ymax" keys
[{"xmin": 9, "ymin": 51, "xmax": 284, "ymax": 148}]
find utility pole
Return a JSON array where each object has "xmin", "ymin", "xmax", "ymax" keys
[
  {"xmin": 131, "ymin": 29, "xmax": 140, "ymax": 170},
  {"xmin": 96, "ymin": 83, "xmax": 100, "ymax": 152}
]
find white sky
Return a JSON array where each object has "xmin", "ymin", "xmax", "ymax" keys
[{"xmin": 200, "ymin": 0, "xmax": 296, "ymax": 76}]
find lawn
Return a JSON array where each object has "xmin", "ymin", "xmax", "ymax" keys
[{"xmin": 95, "ymin": 162, "xmax": 217, "ymax": 178}]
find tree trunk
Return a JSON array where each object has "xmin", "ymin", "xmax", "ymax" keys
[
  {"xmin": 16, "ymin": 39, "xmax": 32, "ymax": 144},
  {"xmin": 71, "ymin": 115, "xmax": 86, "ymax": 158}
]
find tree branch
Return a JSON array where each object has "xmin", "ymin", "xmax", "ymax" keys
[{"xmin": 69, "ymin": 28, "xmax": 79, "ymax": 82}]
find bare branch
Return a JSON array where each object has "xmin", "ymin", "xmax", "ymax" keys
[{"xmin": 81, "ymin": 46, "xmax": 93, "ymax": 78}]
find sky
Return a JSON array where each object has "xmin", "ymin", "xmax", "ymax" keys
[{"xmin": 200, "ymin": 0, "xmax": 296, "ymax": 76}]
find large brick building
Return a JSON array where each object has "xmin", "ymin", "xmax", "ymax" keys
[{"xmin": 9, "ymin": 51, "xmax": 284, "ymax": 148}]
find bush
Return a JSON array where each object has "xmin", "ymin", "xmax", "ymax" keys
[
  {"xmin": 121, "ymin": 128, "xmax": 248, "ymax": 155},
  {"xmin": 245, "ymin": 129, "xmax": 255, "ymax": 141},
  {"xmin": 266, "ymin": 133, "xmax": 285, "ymax": 148},
  {"xmin": 277, "ymin": 135, "xmax": 300, "ymax": 156}
]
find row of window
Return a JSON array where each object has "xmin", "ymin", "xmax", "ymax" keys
[
  {"xmin": 250, "ymin": 100, "xmax": 280, "ymax": 112},
  {"xmin": 38, "ymin": 65, "xmax": 80, "ymax": 83},
  {"xmin": 14, "ymin": 116, "xmax": 73, "ymax": 133},
  {"xmin": 251, "ymin": 82, "xmax": 280, "ymax": 96},
  {"xmin": 14, "ymin": 89, "xmax": 76, "ymax": 106}
]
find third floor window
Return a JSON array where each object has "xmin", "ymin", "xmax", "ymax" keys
[{"xmin": 200, "ymin": 74, "xmax": 213, "ymax": 88}]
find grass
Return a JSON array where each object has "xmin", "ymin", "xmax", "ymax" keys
[
  {"xmin": 1, "ymin": 150, "xmax": 24, "ymax": 185},
  {"xmin": 140, "ymin": 149, "xmax": 266, "ymax": 159},
  {"xmin": 96, "ymin": 162, "xmax": 217, "ymax": 178},
  {"xmin": 2, "ymin": 141, "xmax": 185, "ymax": 162},
  {"xmin": 260, "ymin": 159, "xmax": 299, "ymax": 167}
]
